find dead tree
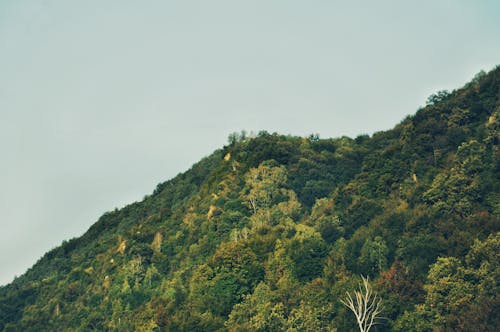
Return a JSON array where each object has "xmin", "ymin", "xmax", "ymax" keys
[{"xmin": 341, "ymin": 276, "xmax": 383, "ymax": 332}]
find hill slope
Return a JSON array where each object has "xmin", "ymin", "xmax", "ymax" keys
[{"xmin": 1, "ymin": 68, "xmax": 499, "ymax": 331}]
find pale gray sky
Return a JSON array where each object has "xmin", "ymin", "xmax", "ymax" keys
[{"xmin": 1, "ymin": 0, "xmax": 499, "ymax": 285}]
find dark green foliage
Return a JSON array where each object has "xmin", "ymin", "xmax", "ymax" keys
[
  {"xmin": 286, "ymin": 229, "xmax": 328, "ymax": 282},
  {"xmin": 1, "ymin": 67, "xmax": 499, "ymax": 331}
]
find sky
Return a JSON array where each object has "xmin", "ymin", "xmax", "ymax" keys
[{"xmin": 1, "ymin": 0, "xmax": 499, "ymax": 286}]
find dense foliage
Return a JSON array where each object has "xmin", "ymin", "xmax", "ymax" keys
[{"xmin": 1, "ymin": 67, "xmax": 499, "ymax": 331}]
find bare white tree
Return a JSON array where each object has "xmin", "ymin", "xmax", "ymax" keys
[{"xmin": 341, "ymin": 276, "xmax": 383, "ymax": 332}]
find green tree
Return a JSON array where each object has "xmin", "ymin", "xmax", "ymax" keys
[
  {"xmin": 359, "ymin": 236, "xmax": 388, "ymax": 275},
  {"xmin": 396, "ymin": 233, "xmax": 500, "ymax": 331},
  {"xmin": 243, "ymin": 163, "xmax": 288, "ymax": 214}
]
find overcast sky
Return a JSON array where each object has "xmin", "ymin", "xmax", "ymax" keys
[{"xmin": 1, "ymin": 0, "xmax": 499, "ymax": 286}]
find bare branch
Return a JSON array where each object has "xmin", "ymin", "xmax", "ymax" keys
[{"xmin": 341, "ymin": 276, "xmax": 383, "ymax": 332}]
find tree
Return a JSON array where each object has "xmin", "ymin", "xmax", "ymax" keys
[
  {"xmin": 286, "ymin": 225, "xmax": 328, "ymax": 282},
  {"xmin": 426, "ymin": 90, "xmax": 450, "ymax": 106},
  {"xmin": 423, "ymin": 140, "xmax": 485, "ymax": 217},
  {"xmin": 243, "ymin": 163, "xmax": 287, "ymax": 214},
  {"xmin": 341, "ymin": 276, "xmax": 383, "ymax": 332},
  {"xmin": 396, "ymin": 233, "xmax": 500, "ymax": 331},
  {"xmin": 359, "ymin": 236, "xmax": 388, "ymax": 275}
]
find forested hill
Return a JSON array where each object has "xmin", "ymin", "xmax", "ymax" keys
[{"xmin": 1, "ymin": 67, "xmax": 499, "ymax": 331}]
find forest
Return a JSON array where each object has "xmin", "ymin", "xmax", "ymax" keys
[{"xmin": 0, "ymin": 67, "xmax": 499, "ymax": 331}]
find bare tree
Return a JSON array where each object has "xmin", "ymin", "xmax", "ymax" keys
[{"xmin": 341, "ymin": 276, "xmax": 383, "ymax": 332}]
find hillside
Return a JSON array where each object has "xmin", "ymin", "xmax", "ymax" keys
[{"xmin": 1, "ymin": 68, "xmax": 499, "ymax": 331}]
